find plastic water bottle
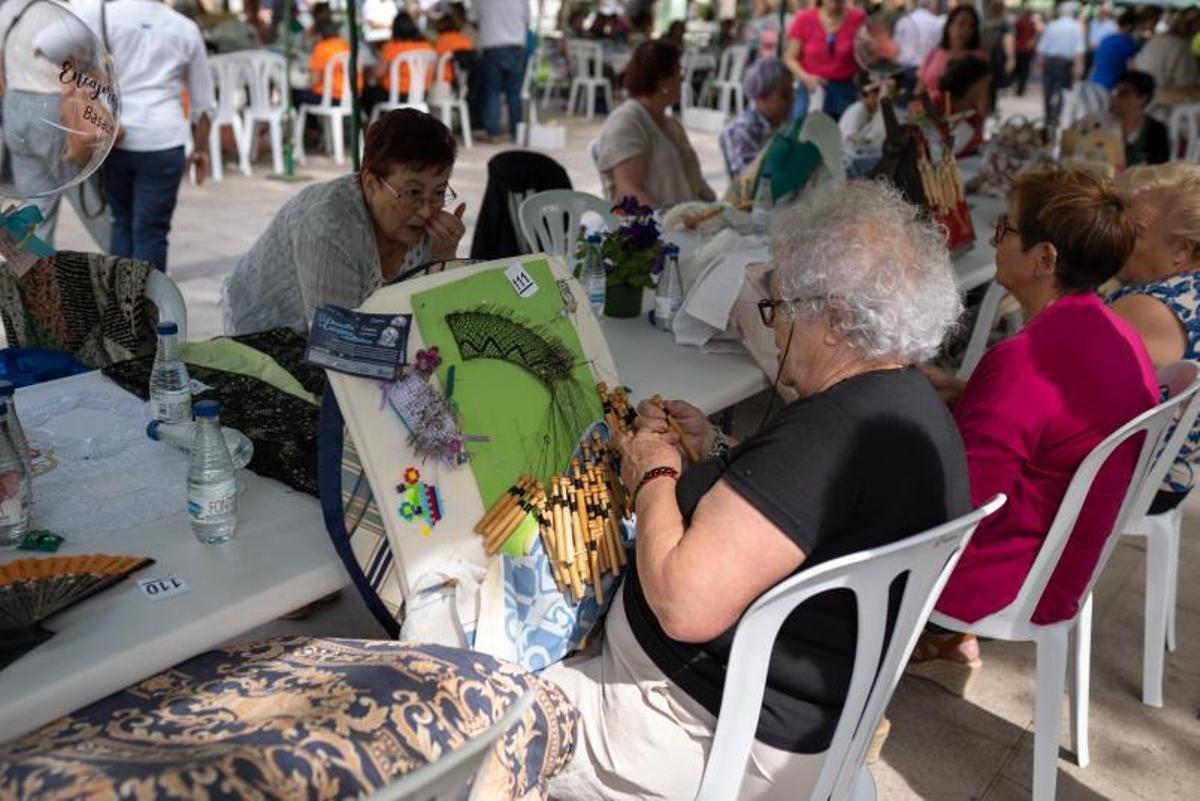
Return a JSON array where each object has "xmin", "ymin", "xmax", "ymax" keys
[
  {"xmin": 654, "ymin": 245, "xmax": 683, "ymax": 333},
  {"xmin": 0, "ymin": 381, "xmax": 30, "ymax": 477},
  {"xmin": 147, "ymin": 420, "xmax": 255, "ymax": 470},
  {"xmin": 0, "ymin": 402, "xmax": 31, "ymax": 547},
  {"xmin": 753, "ymin": 172, "xmax": 774, "ymax": 236},
  {"xmin": 149, "ymin": 321, "xmax": 192, "ymax": 425},
  {"xmin": 578, "ymin": 234, "xmax": 607, "ymax": 314},
  {"xmin": 187, "ymin": 400, "xmax": 237, "ymax": 544}
]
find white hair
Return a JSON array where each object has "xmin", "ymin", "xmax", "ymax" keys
[{"xmin": 769, "ymin": 181, "xmax": 962, "ymax": 364}]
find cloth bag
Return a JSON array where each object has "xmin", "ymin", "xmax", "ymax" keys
[{"xmin": 748, "ymin": 117, "xmax": 824, "ymax": 205}]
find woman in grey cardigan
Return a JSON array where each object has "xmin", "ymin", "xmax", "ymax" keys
[{"xmin": 223, "ymin": 109, "xmax": 467, "ymax": 335}]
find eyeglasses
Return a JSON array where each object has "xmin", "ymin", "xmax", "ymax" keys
[
  {"xmin": 378, "ymin": 177, "xmax": 458, "ymax": 209},
  {"xmin": 992, "ymin": 214, "xmax": 1020, "ymax": 247},
  {"xmin": 757, "ymin": 296, "xmax": 821, "ymax": 326}
]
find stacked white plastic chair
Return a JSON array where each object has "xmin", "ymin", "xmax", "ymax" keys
[
  {"xmin": 206, "ymin": 53, "xmax": 252, "ymax": 181},
  {"xmin": 704, "ymin": 44, "xmax": 750, "ymax": 117},
  {"xmin": 372, "ymin": 49, "xmax": 438, "ymax": 121},
  {"xmin": 518, "ymin": 190, "xmax": 617, "ymax": 274},
  {"xmin": 696, "ymin": 496, "xmax": 1006, "ymax": 801},
  {"xmin": 1167, "ymin": 103, "xmax": 1200, "ymax": 162},
  {"xmin": 429, "ymin": 51, "xmax": 473, "ymax": 148},
  {"xmin": 929, "ymin": 364, "xmax": 1200, "ymax": 801},
  {"xmin": 565, "ymin": 40, "xmax": 612, "ymax": 120},
  {"xmin": 293, "ymin": 51, "xmax": 354, "ymax": 166},
  {"xmin": 239, "ymin": 50, "xmax": 288, "ymax": 176},
  {"xmin": 1059, "ymin": 82, "xmax": 1111, "ymax": 129}
]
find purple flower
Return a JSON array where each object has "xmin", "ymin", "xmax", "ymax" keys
[
  {"xmin": 415, "ymin": 347, "xmax": 442, "ymax": 376},
  {"xmin": 622, "ymin": 220, "xmax": 659, "ymax": 251},
  {"xmin": 612, "ymin": 195, "xmax": 653, "ymax": 219},
  {"xmin": 650, "ymin": 247, "xmax": 667, "ymax": 277}
]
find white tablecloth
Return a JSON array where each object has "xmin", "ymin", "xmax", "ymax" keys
[{"xmin": 0, "ymin": 372, "xmax": 347, "ymax": 744}]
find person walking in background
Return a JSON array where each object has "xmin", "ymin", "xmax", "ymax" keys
[
  {"xmin": 1036, "ymin": 1, "xmax": 1085, "ymax": 126},
  {"xmin": 476, "ymin": 0, "xmax": 528, "ymax": 143},
  {"xmin": 783, "ymin": 0, "xmax": 866, "ymax": 121},
  {"xmin": 894, "ymin": 0, "xmax": 945, "ymax": 92},
  {"xmin": 980, "ymin": 0, "xmax": 1014, "ymax": 116},
  {"xmin": 1086, "ymin": 2, "xmax": 1117, "ymax": 75},
  {"xmin": 1134, "ymin": 8, "xmax": 1200, "ymax": 110},
  {"xmin": 1011, "ymin": 2, "xmax": 1040, "ymax": 97},
  {"xmin": 1089, "ymin": 9, "xmax": 1140, "ymax": 90}
]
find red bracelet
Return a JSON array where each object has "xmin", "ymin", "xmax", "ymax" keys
[{"xmin": 634, "ymin": 466, "xmax": 680, "ymax": 506}]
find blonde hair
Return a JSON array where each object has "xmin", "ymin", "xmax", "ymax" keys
[{"xmin": 1119, "ymin": 163, "xmax": 1200, "ymax": 249}]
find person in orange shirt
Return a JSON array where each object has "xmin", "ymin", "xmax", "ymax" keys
[
  {"xmin": 433, "ymin": 8, "xmax": 475, "ymax": 84},
  {"xmin": 294, "ymin": 17, "xmax": 351, "ymax": 105},
  {"xmin": 377, "ymin": 12, "xmax": 435, "ymax": 97}
]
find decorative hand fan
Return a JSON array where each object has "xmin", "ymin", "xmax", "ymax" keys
[
  {"xmin": 0, "ymin": 554, "xmax": 154, "ymax": 669},
  {"xmin": 854, "ymin": 16, "xmax": 902, "ymax": 75}
]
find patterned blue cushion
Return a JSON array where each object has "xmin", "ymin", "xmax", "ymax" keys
[{"xmin": 0, "ymin": 637, "xmax": 578, "ymax": 800}]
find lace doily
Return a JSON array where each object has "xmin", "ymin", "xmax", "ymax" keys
[{"xmin": 22, "ymin": 391, "xmax": 189, "ymax": 545}]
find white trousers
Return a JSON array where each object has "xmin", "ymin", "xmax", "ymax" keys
[{"xmin": 543, "ymin": 585, "xmax": 825, "ymax": 801}]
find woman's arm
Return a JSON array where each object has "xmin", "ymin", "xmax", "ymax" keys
[
  {"xmin": 1110, "ymin": 293, "xmax": 1187, "ymax": 369},
  {"xmin": 610, "ymin": 155, "xmax": 657, "ymax": 208},
  {"xmin": 784, "ymin": 38, "xmax": 822, "ymax": 91}
]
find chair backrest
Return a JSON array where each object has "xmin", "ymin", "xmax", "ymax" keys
[
  {"xmin": 208, "ymin": 53, "xmax": 251, "ymax": 122},
  {"xmin": 431, "ymin": 49, "xmax": 459, "ymax": 97},
  {"xmin": 566, "ymin": 39, "xmax": 602, "ymax": 79},
  {"xmin": 696, "ymin": 496, "xmax": 1006, "ymax": 801},
  {"xmin": 1129, "ymin": 361, "xmax": 1200, "ymax": 517},
  {"xmin": 386, "ymin": 49, "xmax": 438, "ymax": 107},
  {"xmin": 518, "ymin": 190, "xmax": 617, "ymax": 272},
  {"xmin": 321, "ymin": 51, "xmax": 352, "ymax": 107},
  {"xmin": 364, "ymin": 691, "xmax": 535, "ymax": 801},
  {"xmin": 995, "ymin": 363, "xmax": 1200, "ymax": 629},
  {"xmin": 1167, "ymin": 103, "xmax": 1200, "ymax": 162},
  {"xmin": 1061, "ymin": 82, "xmax": 1110, "ymax": 128},
  {"xmin": 245, "ymin": 50, "xmax": 287, "ymax": 112},
  {"xmin": 145, "ymin": 269, "xmax": 188, "ymax": 341},
  {"xmin": 716, "ymin": 44, "xmax": 750, "ymax": 83},
  {"xmin": 799, "ymin": 110, "xmax": 847, "ymax": 185},
  {"xmin": 956, "ymin": 278, "xmax": 1007, "ymax": 381}
]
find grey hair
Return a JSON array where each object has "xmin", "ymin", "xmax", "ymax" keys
[
  {"xmin": 743, "ymin": 58, "xmax": 791, "ymax": 101},
  {"xmin": 769, "ymin": 181, "xmax": 962, "ymax": 364}
]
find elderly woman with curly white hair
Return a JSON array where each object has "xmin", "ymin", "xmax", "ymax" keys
[{"xmin": 544, "ymin": 182, "xmax": 971, "ymax": 801}]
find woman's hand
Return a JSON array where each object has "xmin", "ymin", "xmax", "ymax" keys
[
  {"xmin": 617, "ymin": 428, "xmax": 683, "ymax": 496},
  {"xmin": 427, "ymin": 202, "xmax": 467, "ymax": 260},
  {"xmin": 635, "ymin": 398, "xmax": 714, "ymax": 461},
  {"xmin": 802, "ymin": 73, "xmax": 826, "ymax": 93},
  {"xmin": 920, "ymin": 363, "xmax": 967, "ymax": 406}
]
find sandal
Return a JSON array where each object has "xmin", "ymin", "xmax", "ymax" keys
[{"xmin": 905, "ymin": 633, "xmax": 982, "ymax": 697}]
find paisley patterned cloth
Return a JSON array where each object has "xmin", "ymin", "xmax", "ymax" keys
[
  {"xmin": 0, "ymin": 637, "xmax": 578, "ymax": 801},
  {"xmin": 1109, "ymin": 271, "xmax": 1200, "ymax": 494},
  {"xmin": 0, "ymin": 251, "xmax": 156, "ymax": 368}
]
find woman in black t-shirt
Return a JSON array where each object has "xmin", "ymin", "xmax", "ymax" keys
[{"xmin": 544, "ymin": 183, "xmax": 972, "ymax": 801}]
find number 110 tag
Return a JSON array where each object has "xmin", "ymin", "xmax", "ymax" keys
[{"xmin": 137, "ymin": 575, "xmax": 190, "ymax": 601}]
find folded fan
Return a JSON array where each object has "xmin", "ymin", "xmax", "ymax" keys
[{"xmin": 0, "ymin": 554, "xmax": 154, "ymax": 669}]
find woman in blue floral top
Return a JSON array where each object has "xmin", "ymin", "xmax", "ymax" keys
[
  {"xmin": 1109, "ymin": 163, "xmax": 1200, "ymax": 512},
  {"xmin": 718, "ymin": 58, "xmax": 795, "ymax": 181}
]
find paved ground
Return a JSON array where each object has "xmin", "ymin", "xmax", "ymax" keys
[{"xmin": 47, "ymin": 90, "xmax": 1200, "ymax": 800}]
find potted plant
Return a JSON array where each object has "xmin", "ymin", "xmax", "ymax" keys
[{"xmin": 577, "ymin": 196, "xmax": 668, "ymax": 318}]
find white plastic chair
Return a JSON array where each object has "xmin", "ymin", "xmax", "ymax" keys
[
  {"xmin": 956, "ymin": 279, "xmax": 1008, "ymax": 381},
  {"xmin": 429, "ymin": 50, "xmax": 473, "ymax": 148},
  {"xmin": 207, "ymin": 53, "xmax": 252, "ymax": 181},
  {"xmin": 518, "ymin": 190, "xmax": 617, "ymax": 274},
  {"xmin": 372, "ymin": 49, "xmax": 438, "ymax": 121},
  {"xmin": 1120, "ymin": 361, "xmax": 1200, "ymax": 708},
  {"xmin": 1060, "ymin": 82, "xmax": 1111, "ymax": 129},
  {"xmin": 1167, "ymin": 103, "xmax": 1200, "ymax": 162},
  {"xmin": 799, "ymin": 110, "xmax": 847, "ymax": 187},
  {"xmin": 145, "ymin": 270, "xmax": 188, "ymax": 341},
  {"xmin": 680, "ymin": 48, "xmax": 711, "ymax": 110},
  {"xmin": 240, "ymin": 50, "xmax": 288, "ymax": 176},
  {"xmin": 704, "ymin": 44, "xmax": 750, "ymax": 117},
  {"xmin": 696, "ymin": 496, "xmax": 1006, "ymax": 801},
  {"xmin": 363, "ymin": 691, "xmax": 534, "ymax": 801},
  {"xmin": 929, "ymin": 369, "xmax": 1200, "ymax": 801},
  {"xmin": 294, "ymin": 51, "xmax": 354, "ymax": 166},
  {"xmin": 565, "ymin": 40, "xmax": 612, "ymax": 120}
]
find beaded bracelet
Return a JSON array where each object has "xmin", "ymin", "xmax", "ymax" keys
[{"xmin": 634, "ymin": 465, "xmax": 680, "ymax": 506}]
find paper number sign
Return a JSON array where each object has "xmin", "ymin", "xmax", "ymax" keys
[
  {"xmin": 138, "ymin": 575, "xmax": 190, "ymax": 601},
  {"xmin": 505, "ymin": 263, "xmax": 539, "ymax": 298}
]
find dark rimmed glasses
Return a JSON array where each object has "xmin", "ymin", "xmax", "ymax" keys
[
  {"xmin": 992, "ymin": 213, "xmax": 1020, "ymax": 247},
  {"xmin": 758, "ymin": 297, "xmax": 821, "ymax": 326}
]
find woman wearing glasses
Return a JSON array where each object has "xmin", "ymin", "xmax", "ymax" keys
[
  {"xmin": 783, "ymin": 0, "xmax": 866, "ymax": 121},
  {"xmin": 545, "ymin": 183, "xmax": 969, "ymax": 800},
  {"xmin": 912, "ymin": 170, "xmax": 1157, "ymax": 692},
  {"xmin": 223, "ymin": 109, "xmax": 467, "ymax": 336}
]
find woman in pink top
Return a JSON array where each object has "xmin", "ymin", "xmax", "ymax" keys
[
  {"xmin": 783, "ymin": 0, "xmax": 867, "ymax": 120},
  {"xmin": 914, "ymin": 170, "xmax": 1157, "ymax": 695},
  {"xmin": 917, "ymin": 5, "xmax": 991, "ymax": 115}
]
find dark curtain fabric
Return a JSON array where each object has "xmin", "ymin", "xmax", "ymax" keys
[
  {"xmin": 103, "ymin": 328, "xmax": 324, "ymax": 497},
  {"xmin": 469, "ymin": 150, "xmax": 571, "ymax": 261},
  {"xmin": 0, "ymin": 251, "xmax": 157, "ymax": 369}
]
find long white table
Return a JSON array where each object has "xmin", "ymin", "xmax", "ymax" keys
[{"xmin": 0, "ymin": 372, "xmax": 347, "ymax": 744}]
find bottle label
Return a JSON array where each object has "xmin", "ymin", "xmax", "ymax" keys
[
  {"xmin": 188, "ymin": 480, "xmax": 237, "ymax": 522},
  {"xmin": 152, "ymin": 389, "xmax": 192, "ymax": 424},
  {"xmin": 0, "ymin": 471, "xmax": 28, "ymax": 525}
]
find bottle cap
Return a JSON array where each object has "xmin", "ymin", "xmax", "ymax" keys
[
  {"xmin": 156, "ymin": 321, "xmax": 178, "ymax": 336},
  {"xmin": 146, "ymin": 420, "xmax": 162, "ymax": 440},
  {"xmin": 194, "ymin": 400, "xmax": 221, "ymax": 419},
  {"xmin": 0, "ymin": 380, "xmax": 13, "ymax": 398},
  {"xmin": 586, "ymin": 233, "xmax": 602, "ymax": 244},
  {"xmin": 664, "ymin": 243, "xmax": 680, "ymax": 256}
]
